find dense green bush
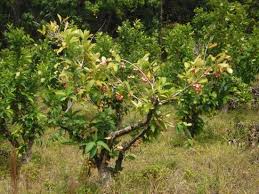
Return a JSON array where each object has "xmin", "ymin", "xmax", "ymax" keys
[
  {"xmin": 162, "ymin": 23, "xmax": 195, "ymax": 83},
  {"xmin": 116, "ymin": 20, "xmax": 161, "ymax": 62},
  {"xmin": 192, "ymin": 0, "xmax": 258, "ymax": 83}
]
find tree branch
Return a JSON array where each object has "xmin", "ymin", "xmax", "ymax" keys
[
  {"xmin": 108, "ymin": 97, "xmax": 159, "ymax": 140},
  {"xmin": 114, "ymin": 97, "xmax": 159, "ymax": 172},
  {"xmin": 59, "ymin": 124, "xmax": 85, "ymax": 142},
  {"xmin": 0, "ymin": 118, "xmax": 20, "ymax": 148},
  {"xmin": 160, "ymin": 72, "xmax": 208, "ymax": 105}
]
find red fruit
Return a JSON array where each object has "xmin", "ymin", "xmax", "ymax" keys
[
  {"xmin": 192, "ymin": 83, "xmax": 202, "ymax": 94},
  {"xmin": 115, "ymin": 93, "xmax": 124, "ymax": 102},
  {"xmin": 214, "ymin": 71, "xmax": 221, "ymax": 78},
  {"xmin": 63, "ymin": 82, "xmax": 68, "ymax": 88},
  {"xmin": 191, "ymin": 68, "xmax": 196, "ymax": 74},
  {"xmin": 100, "ymin": 85, "xmax": 108, "ymax": 93}
]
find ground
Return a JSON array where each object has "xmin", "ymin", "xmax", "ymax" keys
[{"xmin": 0, "ymin": 108, "xmax": 258, "ymax": 194}]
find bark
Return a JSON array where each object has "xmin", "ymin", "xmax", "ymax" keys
[
  {"xmin": 95, "ymin": 152, "xmax": 113, "ymax": 186},
  {"xmin": 21, "ymin": 138, "xmax": 34, "ymax": 164},
  {"xmin": 0, "ymin": 118, "xmax": 34, "ymax": 164},
  {"xmin": 77, "ymin": 0, "xmax": 85, "ymax": 14},
  {"xmin": 12, "ymin": 0, "xmax": 23, "ymax": 25},
  {"xmin": 10, "ymin": 150, "xmax": 18, "ymax": 194},
  {"xmin": 109, "ymin": 97, "xmax": 159, "ymax": 140},
  {"xmin": 97, "ymin": 164, "xmax": 112, "ymax": 186},
  {"xmin": 114, "ymin": 152, "xmax": 124, "ymax": 172},
  {"xmin": 109, "ymin": 122, "xmax": 145, "ymax": 140}
]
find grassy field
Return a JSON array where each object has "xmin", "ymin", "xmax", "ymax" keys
[{"xmin": 0, "ymin": 108, "xmax": 258, "ymax": 194}]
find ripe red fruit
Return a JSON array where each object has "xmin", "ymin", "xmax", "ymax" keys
[
  {"xmin": 115, "ymin": 93, "xmax": 124, "ymax": 102},
  {"xmin": 214, "ymin": 71, "xmax": 221, "ymax": 78},
  {"xmin": 192, "ymin": 83, "xmax": 202, "ymax": 94},
  {"xmin": 63, "ymin": 82, "xmax": 68, "ymax": 88}
]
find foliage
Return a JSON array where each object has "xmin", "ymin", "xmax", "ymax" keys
[
  {"xmin": 0, "ymin": 0, "xmax": 204, "ymax": 43},
  {"xmin": 192, "ymin": 0, "xmax": 258, "ymax": 83},
  {"xmin": 175, "ymin": 51, "xmax": 250, "ymax": 136},
  {"xmin": 162, "ymin": 23, "xmax": 195, "ymax": 82},
  {"xmin": 116, "ymin": 20, "xmax": 161, "ymax": 62},
  {"xmin": 39, "ymin": 19, "xmax": 171, "ymax": 178},
  {"xmin": 0, "ymin": 0, "xmax": 257, "ymax": 186},
  {"xmin": 0, "ymin": 26, "xmax": 45, "ymax": 161},
  {"xmin": 93, "ymin": 32, "xmax": 120, "ymax": 58}
]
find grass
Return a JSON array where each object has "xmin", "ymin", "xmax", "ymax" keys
[{"xmin": 0, "ymin": 108, "xmax": 258, "ymax": 193}]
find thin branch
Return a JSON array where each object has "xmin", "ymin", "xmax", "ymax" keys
[
  {"xmin": 121, "ymin": 59, "xmax": 154, "ymax": 88},
  {"xmin": 65, "ymin": 100, "xmax": 73, "ymax": 113},
  {"xmin": 160, "ymin": 72, "xmax": 207, "ymax": 105},
  {"xmin": 108, "ymin": 119, "xmax": 146, "ymax": 140},
  {"xmin": 90, "ymin": 20, "xmax": 107, "ymax": 41}
]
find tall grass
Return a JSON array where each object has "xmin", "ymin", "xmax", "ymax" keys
[{"xmin": 0, "ymin": 108, "xmax": 258, "ymax": 193}]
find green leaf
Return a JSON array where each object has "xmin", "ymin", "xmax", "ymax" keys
[
  {"xmin": 97, "ymin": 140, "xmax": 110, "ymax": 152},
  {"xmin": 198, "ymin": 78, "xmax": 208, "ymax": 84},
  {"xmin": 85, "ymin": 142, "xmax": 96, "ymax": 153},
  {"xmin": 218, "ymin": 62, "xmax": 229, "ymax": 68},
  {"xmin": 89, "ymin": 147, "xmax": 97, "ymax": 158},
  {"xmin": 85, "ymin": 80, "xmax": 95, "ymax": 91},
  {"xmin": 184, "ymin": 62, "xmax": 190, "ymax": 69},
  {"xmin": 55, "ymin": 90, "xmax": 66, "ymax": 97}
]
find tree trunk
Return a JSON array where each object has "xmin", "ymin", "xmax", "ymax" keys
[
  {"xmin": 77, "ymin": 0, "xmax": 85, "ymax": 15},
  {"xmin": 95, "ymin": 153, "xmax": 113, "ymax": 186},
  {"xmin": 114, "ymin": 152, "xmax": 124, "ymax": 172},
  {"xmin": 97, "ymin": 164, "xmax": 112, "ymax": 186},
  {"xmin": 12, "ymin": 0, "xmax": 23, "ymax": 25},
  {"xmin": 0, "ymin": 118, "xmax": 20, "ymax": 148},
  {"xmin": 9, "ymin": 150, "xmax": 19, "ymax": 194},
  {"xmin": 21, "ymin": 139, "xmax": 34, "ymax": 164}
]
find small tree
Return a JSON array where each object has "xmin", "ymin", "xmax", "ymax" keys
[
  {"xmin": 40, "ymin": 18, "xmax": 236, "ymax": 184},
  {"xmin": 175, "ymin": 52, "xmax": 250, "ymax": 137},
  {"xmin": 0, "ymin": 26, "xmax": 45, "ymax": 163}
]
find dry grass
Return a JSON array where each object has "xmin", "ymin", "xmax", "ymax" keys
[{"xmin": 0, "ymin": 108, "xmax": 258, "ymax": 193}]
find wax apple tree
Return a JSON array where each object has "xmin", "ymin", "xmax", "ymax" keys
[{"xmin": 39, "ymin": 18, "xmax": 237, "ymax": 183}]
